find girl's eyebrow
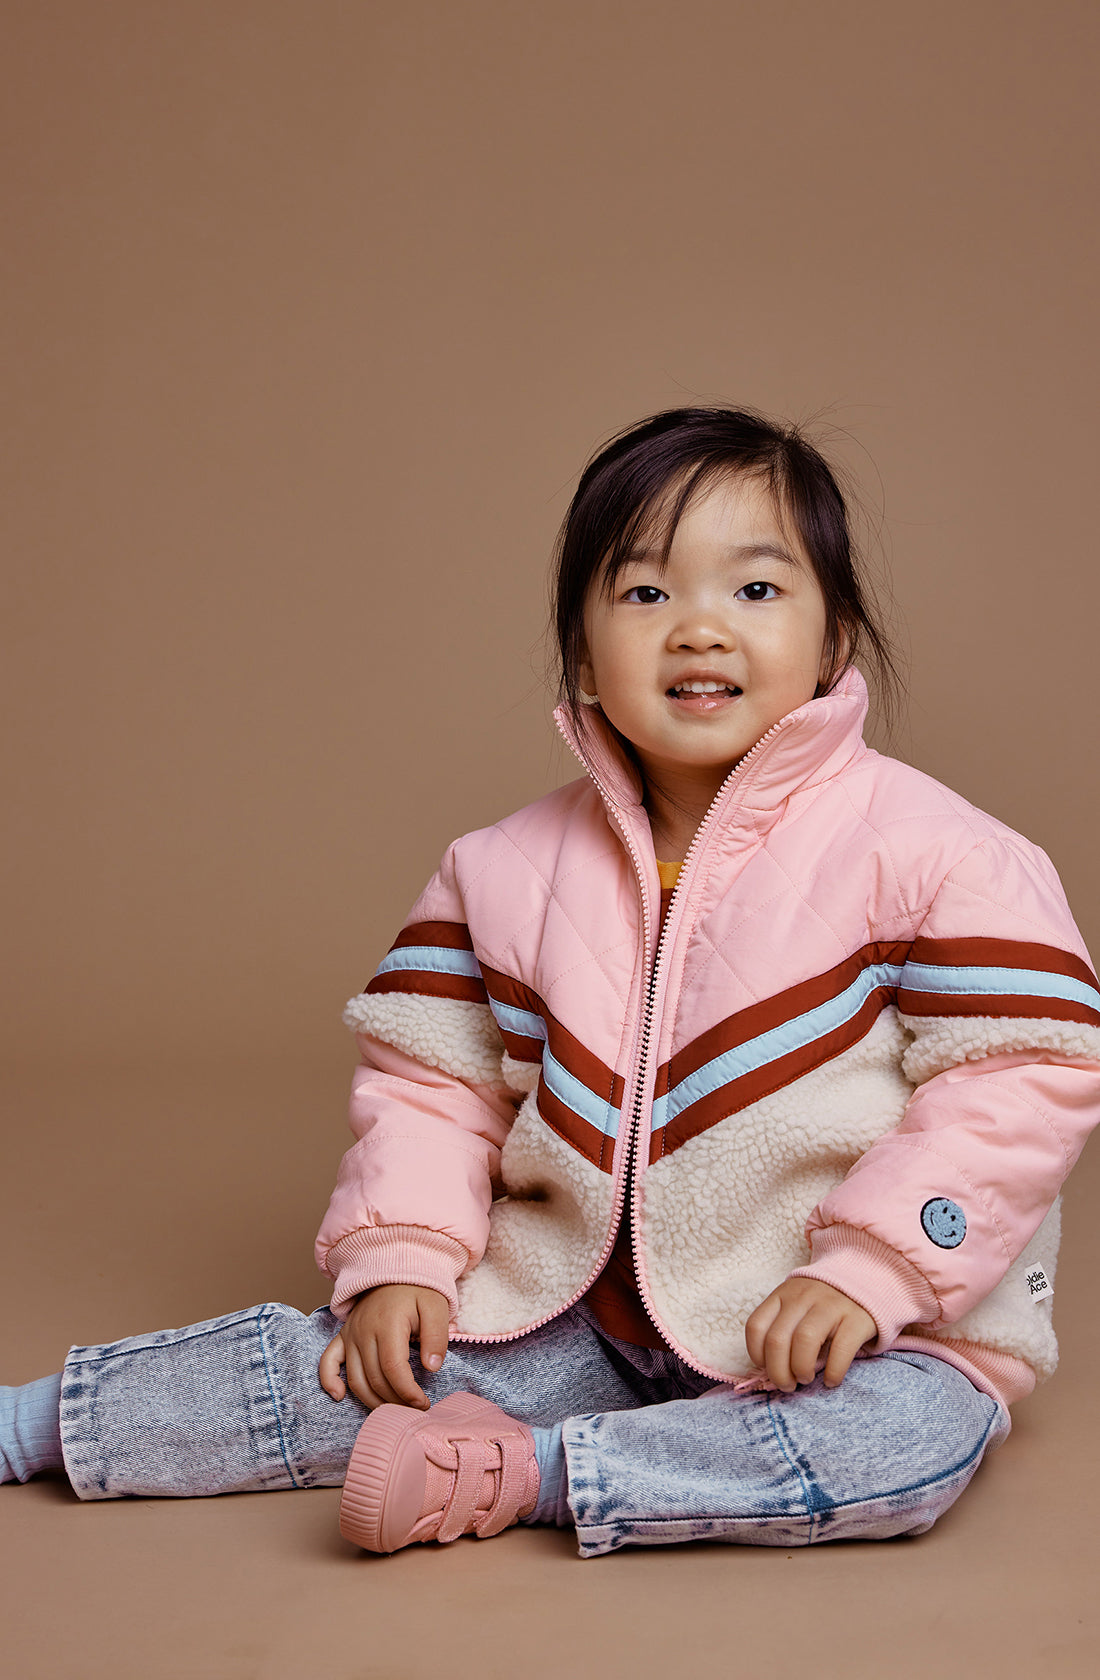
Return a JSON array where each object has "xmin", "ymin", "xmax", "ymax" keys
[
  {"xmin": 622, "ymin": 541, "xmax": 801, "ymax": 568},
  {"xmin": 727, "ymin": 542, "xmax": 800, "ymax": 568}
]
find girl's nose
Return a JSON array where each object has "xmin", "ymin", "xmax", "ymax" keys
[{"xmin": 669, "ymin": 607, "xmax": 735, "ymax": 650}]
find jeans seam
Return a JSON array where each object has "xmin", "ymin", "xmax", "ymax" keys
[
  {"xmin": 805, "ymin": 1398, "xmax": 1005, "ymax": 1513},
  {"xmin": 573, "ymin": 1398, "xmax": 1006, "ymax": 1544},
  {"xmin": 574, "ymin": 1514, "xmax": 817, "ymax": 1537},
  {"xmin": 256, "ymin": 1304, "xmax": 302, "ymax": 1490},
  {"xmin": 66, "ymin": 1313, "xmax": 260, "ymax": 1365},
  {"xmin": 765, "ymin": 1399, "xmax": 816, "ymax": 1542}
]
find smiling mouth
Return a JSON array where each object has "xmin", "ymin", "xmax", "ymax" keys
[{"xmin": 668, "ymin": 682, "xmax": 742, "ymax": 698}]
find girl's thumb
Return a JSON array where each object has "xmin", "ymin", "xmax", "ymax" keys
[{"xmin": 419, "ymin": 1296, "xmax": 450, "ymax": 1372}]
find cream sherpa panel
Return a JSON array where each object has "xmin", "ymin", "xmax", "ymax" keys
[
  {"xmin": 914, "ymin": 1201, "xmax": 1060, "ymax": 1381},
  {"xmin": 500, "ymin": 1051, "xmax": 540, "ymax": 1094},
  {"xmin": 454, "ymin": 1090, "xmax": 616, "ymax": 1335},
  {"xmin": 641, "ymin": 1009, "xmax": 917, "ymax": 1378},
  {"xmin": 900, "ymin": 1013, "xmax": 1100, "ymax": 1085},
  {"xmin": 342, "ymin": 992, "xmax": 507, "ymax": 1087}
]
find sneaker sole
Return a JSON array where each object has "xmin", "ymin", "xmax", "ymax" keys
[{"xmin": 339, "ymin": 1392, "xmax": 517, "ymax": 1554}]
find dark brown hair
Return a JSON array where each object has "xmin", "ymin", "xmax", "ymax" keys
[{"xmin": 552, "ymin": 405, "xmax": 899, "ymax": 720}]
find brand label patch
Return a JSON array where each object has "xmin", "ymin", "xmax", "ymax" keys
[{"xmin": 1025, "ymin": 1266, "xmax": 1053, "ymax": 1302}]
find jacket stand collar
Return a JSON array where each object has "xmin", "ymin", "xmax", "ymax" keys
[{"xmin": 553, "ymin": 666, "xmax": 872, "ymax": 840}]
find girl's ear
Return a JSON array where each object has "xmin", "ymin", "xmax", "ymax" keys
[
  {"xmin": 820, "ymin": 623, "xmax": 852, "ymax": 687},
  {"xmin": 577, "ymin": 643, "xmax": 597, "ymax": 701}
]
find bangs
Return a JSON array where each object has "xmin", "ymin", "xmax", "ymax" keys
[{"xmin": 593, "ymin": 459, "xmax": 780, "ymax": 601}]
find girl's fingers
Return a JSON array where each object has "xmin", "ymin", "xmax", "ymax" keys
[
  {"xmin": 760, "ymin": 1305, "xmax": 828, "ymax": 1391},
  {"xmin": 744, "ymin": 1294, "xmax": 782, "ymax": 1369},
  {"xmin": 318, "ymin": 1333, "xmax": 347, "ymax": 1400},
  {"xmin": 766, "ymin": 1326, "xmax": 799, "ymax": 1392},
  {"xmin": 821, "ymin": 1330, "xmax": 857, "ymax": 1389},
  {"xmin": 756, "ymin": 1315, "xmax": 794, "ymax": 1391},
  {"xmin": 376, "ymin": 1320, "xmax": 429, "ymax": 1408},
  {"xmin": 361, "ymin": 1334, "xmax": 418, "ymax": 1410},
  {"xmin": 822, "ymin": 1308, "xmax": 876, "ymax": 1388},
  {"xmin": 788, "ymin": 1308, "xmax": 833, "ymax": 1387},
  {"xmin": 748, "ymin": 1282, "xmax": 877, "ymax": 1391},
  {"xmin": 416, "ymin": 1293, "xmax": 451, "ymax": 1374},
  {"xmin": 755, "ymin": 1302, "xmax": 811, "ymax": 1391},
  {"xmin": 344, "ymin": 1340, "xmax": 385, "ymax": 1411}
]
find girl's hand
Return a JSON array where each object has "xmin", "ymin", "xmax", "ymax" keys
[
  {"xmin": 745, "ymin": 1277, "xmax": 877, "ymax": 1392},
  {"xmin": 318, "ymin": 1284, "xmax": 451, "ymax": 1411}
]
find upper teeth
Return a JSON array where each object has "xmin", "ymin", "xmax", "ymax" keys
[{"xmin": 674, "ymin": 681, "xmax": 732, "ymax": 693}]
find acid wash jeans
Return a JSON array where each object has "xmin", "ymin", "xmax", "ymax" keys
[{"xmin": 59, "ymin": 1299, "xmax": 1009, "ymax": 1558}]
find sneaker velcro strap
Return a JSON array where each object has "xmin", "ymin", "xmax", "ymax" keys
[
  {"xmin": 476, "ymin": 1431, "xmax": 535, "ymax": 1537},
  {"xmin": 437, "ymin": 1436, "xmax": 497, "ymax": 1543}
]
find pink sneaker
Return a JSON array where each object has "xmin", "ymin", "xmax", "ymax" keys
[{"xmin": 339, "ymin": 1391, "xmax": 540, "ymax": 1554}]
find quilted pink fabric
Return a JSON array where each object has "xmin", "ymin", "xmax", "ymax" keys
[{"xmin": 318, "ymin": 670, "xmax": 1100, "ymax": 1391}]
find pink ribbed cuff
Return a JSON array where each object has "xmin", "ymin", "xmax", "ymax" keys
[
  {"xmin": 322, "ymin": 1224, "xmax": 470, "ymax": 1323},
  {"xmin": 790, "ymin": 1223, "xmax": 941, "ymax": 1349}
]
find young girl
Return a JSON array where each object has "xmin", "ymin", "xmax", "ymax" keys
[{"xmin": 4, "ymin": 407, "xmax": 1099, "ymax": 1558}]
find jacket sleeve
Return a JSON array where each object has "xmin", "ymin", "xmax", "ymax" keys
[
  {"xmin": 314, "ymin": 842, "xmax": 521, "ymax": 1322},
  {"xmin": 792, "ymin": 833, "xmax": 1100, "ymax": 1348}
]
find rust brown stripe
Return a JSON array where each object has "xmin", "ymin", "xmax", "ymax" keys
[
  {"xmin": 481, "ymin": 966, "xmax": 545, "ymax": 1017},
  {"xmin": 909, "ymin": 936, "xmax": 1099, "ymax": 992},
  {"xmin": 363, "ymin": 970, "xmax": 488, "ymax": 1004},
  {"xmin": 898, "ymin": 989, "xmax": 1100, "ymax": 1027},
  {"xmin": 653, "ymin": 987, "xmax": 894, "ymax": 1160},
  {"xmin": 388, "ymin": 921, "xmax": 475, "ymax": 953},
  {"xmin": 480, "ymin": 961, "xmax": 624, "ymax": 1112},
  {"xmin": 499, "ymin": 1028, "xmax": 544, "ymax": 1064},
  {"xmin": 656, "ymin": 936, "xmax": 1099, "ymax": 1104},
  {"xmin": 536, "ymin": 1076, "xmax": 616, "ymax": 1173},
  {"xmin": 662, "ymin": 941, "xmax": 911, "ymax": 1092}
]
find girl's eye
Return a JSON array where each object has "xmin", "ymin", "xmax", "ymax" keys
[
  {"xmin": 736, "ymin": 581, "xmax": 780, "ymax": 602},
  {"xmin": 622, "ymin": 585, "xmax": 669, "ymax": 605}
]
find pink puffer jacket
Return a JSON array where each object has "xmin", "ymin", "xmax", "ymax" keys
[{"xmin": 316, "ymin": 669, "xmax": 1100, "ymax": 1400}]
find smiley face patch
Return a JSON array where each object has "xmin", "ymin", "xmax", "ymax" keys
[{"xmin": 920, "ymin": 1197, "xmax": 966, "ymax": 1248}]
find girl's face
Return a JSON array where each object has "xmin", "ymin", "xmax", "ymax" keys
[{"xmin": 578, "ymin": 472, "xmax": 830, "ymax": 798}]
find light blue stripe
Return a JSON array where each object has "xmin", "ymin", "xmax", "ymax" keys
[
  {"xmin": 488, "ymin": 997, "xmax": 616, "ymax": 1138},
  {"xmin": 901, "ymin": 962, "xmax": 1100, "ymax": 1013},
  {"xmin": 542, "ymin": 1048, "xmax": 619, "ymax": 1138},
  {"xmin": 652, "ymin": 963, "xmax": 905, "ymax": 1133},
  {"xmin": 488, "ymin": 998, "xmax": 548, "ymax": 1043},
  {"xmin": 375, "ymin": 945, "xmax": 482, "ymax": 981}
]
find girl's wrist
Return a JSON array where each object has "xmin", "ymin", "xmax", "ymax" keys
[
  {"xmin": 790, "ymin": 1224, "xmax": 941, "ymax": 1349},
  {"xmin": 323, "ymin": 1224, "xmax": 467, "ymax": 1322}
]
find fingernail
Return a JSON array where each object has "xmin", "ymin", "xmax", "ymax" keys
[{"xmin": 424, "ymin": 1353, "xmax": 442, "ymax": 1371}]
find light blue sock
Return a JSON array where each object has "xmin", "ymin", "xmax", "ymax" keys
[
  {"xmin": 519, "ymin": 1424, "xmax": 572, "ymax": 1527},
  {"xmin": 0, "ymin": 1374, "xmax": 65, "ymax": 1483}
]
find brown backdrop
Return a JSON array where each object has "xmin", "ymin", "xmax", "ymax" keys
[{"xmin": 3, "ymin": 4, "xmax": 1098, "ymax": 1676}]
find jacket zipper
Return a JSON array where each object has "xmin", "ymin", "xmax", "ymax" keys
[
  {"xmin": 619, "ymin": 716, "xmax": 790, "ymax": 1362},
  {"xmin": 564, "ymin": 712, "xmax": 792, "ymax": 1364},
  {"xmin": 452, "ymin": 711, "xmax": 790, "ymax": 1363}
]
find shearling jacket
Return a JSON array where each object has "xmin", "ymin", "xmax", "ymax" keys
[{"xmin": 316, "ymin": 669, "xmax": 1100, "ymax": 1399}]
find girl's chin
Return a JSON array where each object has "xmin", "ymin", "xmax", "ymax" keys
[{"xmin": 638, "ymin": 744, "xmax": 751, "ymax": 782}]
